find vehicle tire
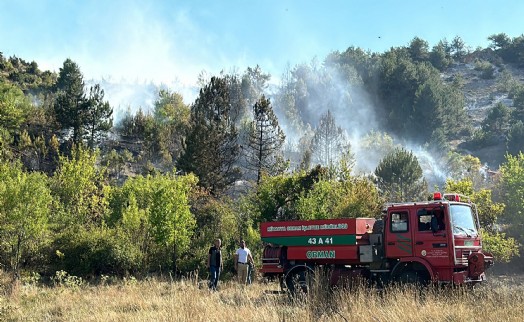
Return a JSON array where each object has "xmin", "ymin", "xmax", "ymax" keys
[
  {"xmin": 395, "ymin": 269, "xmax": 430, "ymax": 287},
  {"xmin": 397, "ymin": 270, "xmax": 421, "ymax": 285},
  {"xmin": 285, "ymin": 266, "xmax": 314, "ymax": 299}
]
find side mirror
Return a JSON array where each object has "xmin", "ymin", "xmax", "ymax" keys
[{"xmin": 431, "ymin": 216, "xmax": 439, "ymax": 233}]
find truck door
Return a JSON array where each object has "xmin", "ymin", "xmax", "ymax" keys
[
  {"xmin": 413, "ymin": 207, "xmax": 451, "ymax": 268},
  {"xmin": 385, "ymin": 209, "xmax": 413, "ymax": 258}
]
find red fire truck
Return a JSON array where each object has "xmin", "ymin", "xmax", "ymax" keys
[{"xmin": 260, "ymin": 192, "xmax": 493, "ymax": 293}]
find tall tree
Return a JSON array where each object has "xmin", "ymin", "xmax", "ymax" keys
[
  {"xmin": 374, "ymin": 147, "xmax": 427, "ymax": 202},
  {"xmin": 511, "ymin": 89, "xmax": 524, "ymax": 123},
  {"xmin": 54, "ymin": 59, "xmax": 86, "ymax": 143},
  {"xmin": 498, "ymin": 152, "xmax": 524, "ymax": 243},
  {"xmin": 223, "ymin": 72, "xmax": 248, "ymax": 125},
  {"xmin": 0, "ymin": 82, "xmax": 31, "ymax": 134},
  {"xmin": 0, "ymin": 161, "xmax": 52, "ymax": 277},
  {"xmin": 310, "ymin": 110, "xmax": 349, "ymax": 167},
  {"xmin": 488, "ymin": 33, "xmax": 511, "ymax": 50},
  {"xmin": 51, "ymin": 145, "xmax": 109, "ymax": 228},
  {"xmin": 177, "ymin": 76, "xmax": 241, "ymax": 194},
  {"xmin": 54, "ymin": 59, "xmax": 112, "ymax": 148},
  {"xmin": 241, "ymin": 65, "xmax": 270, "ymax": 107},
  {"xmin": 245, "ymin": 95, "xmax": 286, "ymax": 184},
  {"xmin": 430, "ymin": 40, "xmax": 452, "ymax": 71},
  {"xmin": 0, "ymin": 82, "xmax": 33, "ymax": 161},
  {"xmin": 153, "ymin": 89, "xmax": 190, "ymax": 163},
  {"xmin": 84, "ymin": 84, "xmax": 113, "ymax": 148},
  {"xmin": 408, "ymin": 37, "xmax": 429, "ymax": 62},
  {"xmin": 451, "ymin": 36, "xmax": 467, "ymax": 60}
]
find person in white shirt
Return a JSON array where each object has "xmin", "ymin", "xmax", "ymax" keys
[{"xmin": 234, "ymin": 240, "xmax": 254, "ymax": 284}]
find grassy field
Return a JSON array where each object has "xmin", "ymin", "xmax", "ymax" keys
[{"xmin": 1, "ymin": 271, "xmax": 524, "ymax": 322}]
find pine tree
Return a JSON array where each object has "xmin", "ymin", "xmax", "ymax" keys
[
  {"xmin": 54, "ymin": 59, "xmax": 112, "ymax": 148},
  {"xmin": 177, "ymin": 76, "xmax": 241, "ymax": 194},
  {"xmin": 374, "ymin": 147, "xmax": 427, "ymax": 202},
  {"xmin": 54, "ymin": 59, "xmax": 86, "ymax": 143},
  {"xmin": 245, "ymin": 95, "xmax": 286, "ymax": 184},
  {"xmin": 310, "ymin": 110, "xmax": 349, "ymax": 167},
  {"xmin": 84, "ymin": 84, "xmax": 113, "ymax": 148}
]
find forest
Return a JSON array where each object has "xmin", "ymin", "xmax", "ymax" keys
[{"xmin": 1, "ymin": 33, "xmax": 524, "ymax": 281}]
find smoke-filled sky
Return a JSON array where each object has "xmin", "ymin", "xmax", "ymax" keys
[
  {"xmin": 2, "ymin": 0, "xmax": 523, "ymax": 90},
  {"xmin": 2, "ymin": 0, "xmax": 515, "ymax": 182}
]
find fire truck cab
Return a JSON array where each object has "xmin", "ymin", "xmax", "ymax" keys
[{"xmin": 260, "ymin": 192, "xmax": 493, "ymax": 291}]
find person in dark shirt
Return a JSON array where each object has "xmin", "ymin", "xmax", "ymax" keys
[{"xmin": 207, "ymin": 239, "xmax": 223, "ymax": 291}]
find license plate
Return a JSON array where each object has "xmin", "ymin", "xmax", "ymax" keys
[{"xmin": 464, "ymin": 240, "xmax": 474, "ymax": 246}]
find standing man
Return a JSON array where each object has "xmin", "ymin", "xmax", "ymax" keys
[
  {"xmin": 234, "ymin": 240, "xmax": 254, "ymax": 285},
  {"xmin": 207, "ymin": 239, "xmax": 223, "ymax": 291}
]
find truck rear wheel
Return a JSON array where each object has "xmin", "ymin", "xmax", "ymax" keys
[{"xmin": 284, "ymin": 266, "xmax": 314, "ymax": 298}]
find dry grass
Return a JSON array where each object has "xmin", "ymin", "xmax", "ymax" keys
[{"xmin": 1, "ymin": 272, "xmax": 524, "ymax": 322}]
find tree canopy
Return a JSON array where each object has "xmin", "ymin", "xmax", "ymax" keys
[{"xmin": 374, "ymin": 147, "xmax": 427, "ymax": 202}]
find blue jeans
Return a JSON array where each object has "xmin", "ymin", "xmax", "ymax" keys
[{"xmin": 209, "ymin": 266, "xmax": 221, "ymax": 290}]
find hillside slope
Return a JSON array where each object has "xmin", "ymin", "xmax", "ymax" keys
[{"xmin": 444, "ymin": 56, "xmax": 524, "ymax": 168}]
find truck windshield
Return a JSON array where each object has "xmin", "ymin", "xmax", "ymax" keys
[{"xmin": 449, "ymin": 204, "xmax": 478, "ymax": 237}]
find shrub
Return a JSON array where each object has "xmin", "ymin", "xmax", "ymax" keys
[
  {"xmin": 474, "ymin": 59, "xmax": 495, "ymax": 79},
  {"xmin": 49, "ymin": 227, "xmax": 143, "ymax": 277}
]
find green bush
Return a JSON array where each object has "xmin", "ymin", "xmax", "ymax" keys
[
  {"xmin": 481, "ymin": 230, "xmax": 520, "ymax": 263},
  {"xmin": 474, "ymin": 59, "xmax": 495, "ymax": 79},
  {"xmin": 49, "ymin": 227, "xmax": 143, "ymax": 277}
]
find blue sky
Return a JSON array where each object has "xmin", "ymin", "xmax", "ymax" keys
[{"xmin": 1, "ymin": 0, "xmax": 523, "ymax": 90}]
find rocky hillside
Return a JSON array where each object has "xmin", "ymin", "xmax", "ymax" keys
[{"xmin": 444, "ymin": 54, "xmax": 524, "ymax": 168}]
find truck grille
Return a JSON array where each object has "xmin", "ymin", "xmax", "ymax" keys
[{"xmin": 455, "ymin": 249, "xmax": 473, "ymax": 266}]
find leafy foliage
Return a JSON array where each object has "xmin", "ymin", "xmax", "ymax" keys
[
  {"xmin": 0, "ymin": 53, "xmax": 56, "ymax": 93},
  {"xmin": 295, "ymin": 176, "xmax": 382, "ymax": 220},
  {"xmin": 445, "ymin": 179, "xmax": 503, "ymax": 230},
  {"xmin": 355, "ymin": 131, "xmax": 397, "ymax": 174},
  {"xmin": 0, "ymin": 161, "xmax": 52, "ymax": 274},
  {"xmin": 251, "ymin": 166, "xmax": 327, "ymax": 222},
  {"xmin": 50, "ymin": 145, "xmax": 110, "ymax": 228},
  {"xmin": 474, "ymin": 59, "xmax": 495, "ymax": 79},
  {"xmin": 482, "ymin": 102, "xmax": 511, "ymax": 135},
  {"xmin": 108, "ymin": 171, "xmax": 197, "ymax": 273},
  {"xmin": 250, "ymin": 166, "xmax": 381, "ymax": 222},
  {"xmin": 499, "ymin": 153, "xmax": 524, "ymax": 236},
  {"xmin": 444, "ymin": 178, "xmax": 518, "ymax": 262},
  {"xmin": 481, "ymin": 230, "xmax": 520, "ymax": 263},
  {"xmin": 0, "ymin": 82, "xmax": 32, "ymax": 134},
  {"xmin": 153, "ymin": 89, "xmax": 190, "ymax": 163},
  {"xmin": 54, "ymin": 59, "xmax": 86, "ymax": 143}
]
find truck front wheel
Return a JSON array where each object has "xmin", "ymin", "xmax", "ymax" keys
[{"xmin": 395, "ymin": 269, "xmax": 429, "ymax": 286}]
